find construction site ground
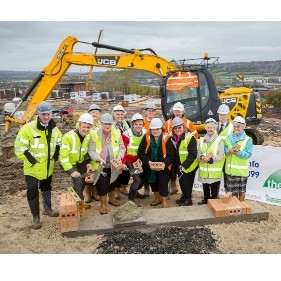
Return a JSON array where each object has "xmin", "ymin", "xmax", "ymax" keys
[{"xmin": 0, "ymin": 98, "xmax": 281, "ymax": 256}]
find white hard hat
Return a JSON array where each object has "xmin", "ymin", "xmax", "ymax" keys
[
  {"xmin": 172, "ymin": 117, "xmax": 184, "ymax": 127},
  {"xmin": 88, "ymin": 104, "xmax": 101, "ymax": 112},
  {"xmin": 150, "ymin": 118, "xmax": 163, "ymax": 129},
  {"xmin": 113, "ymin": 105, "xmax": 125, "ymax": 112},
  {"xmin": 233, "ymin": 116, "xmax": 246, "ymax": 125},
  {"xmin": 205, "ymin": 118, "xmax": 218, "ymax": 125},
  {"xmin": 217, "ymin": 104, "xmax": 230, "ymax": 114},
  {"xmin": 145, "ymin": 102, "xmax": 156, "ymax": 110},
  {"xmin": 172, "ymin": 102, "xmax": 184, "ymax": 111},
  {"xmin": 78, "ymin": 113, "xmax": 94, "ymax": 125},
  {"xmin": 37, "ymin": 101, "xmax": 53, "ymax": 114},
  {"xmin": 131, "ymin": 113, "xmax": 144, "ymax": 122},
  {"xmin": 100, "ymin": 113, "xmax": 115, "ymax": 124}
]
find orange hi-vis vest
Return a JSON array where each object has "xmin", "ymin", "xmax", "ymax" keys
[
  {"xmin": 143, "ymin": 117, "xmax": 151, "ymax": 130},
  {"xmin": 145, "ymin": 133, "xmax": 172, "ymax": 170},
  {"xmin": 166, "ymin": 72, "xmax": 199, "ymax": 91},
  {"xmin": 164, "ymin": 117, "xmax": 199, "ymax": 139}
]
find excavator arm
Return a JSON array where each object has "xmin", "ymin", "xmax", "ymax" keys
[{"xmin": 4, "ymin": 35, "xmax": 177, "ymax": 132}]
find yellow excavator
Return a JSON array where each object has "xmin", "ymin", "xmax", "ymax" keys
[{"xmin": 0, "ymin": 35, "xmax": 263, "ymax": 162}]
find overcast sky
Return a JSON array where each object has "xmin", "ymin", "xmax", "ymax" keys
[{"xmin": 1, "ymin": 21, "xmax": 281, "ymax": 72}]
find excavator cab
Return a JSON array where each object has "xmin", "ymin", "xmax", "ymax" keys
[{"xmin": 161, "ymin": 68, "xmax": 221, "ymax": 132}]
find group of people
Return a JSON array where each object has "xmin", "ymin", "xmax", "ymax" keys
[{"xmin": 14, "ymin": 99, "xmax": 253, "ymax": 230}]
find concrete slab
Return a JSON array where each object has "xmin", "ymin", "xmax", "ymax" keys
[{"xmin": 63, "ymin": 200, "xmax": 269, "ymax": 237}]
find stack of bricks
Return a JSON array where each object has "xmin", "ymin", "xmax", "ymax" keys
[
  {"xmin": 110, "ymin": 159, "xmax": 123, "ymax": 170},
  {"xmin": 59, "ymin": 192, "xmax": 80, "ymax": 233},
  {"xmin": 149, "ymin": 162, "xmax": 165, "ymax": 171},
  {"xmin": 207, "ymin": 192, "xmax": 251, "ymax": 217}
]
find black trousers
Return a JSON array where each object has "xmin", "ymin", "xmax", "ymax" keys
[
  {"xmin": 149, "ymin": 169, "xmax": 171, "ymax": 197},
  {"xmin": 202, "ymin": 181, "xmax": 220, "ymax": 199},
  {"xmin": 126, "ymin": 162, "xmax": 145, "ymax": 200},
  {"xmin": 71, "ymin": 162, "xmax": 87, "ymax": 200},
  {"xmin": 178, "ymin": 169, "xmax": 197, "ymax": 200},
  {"xmin": 25, "ymin": 175, "xmax": 52, "ymax": 201},
  {"xmin": 96, "ymin": 168, "xmax": 118, "ymax": 196},
  {"xmin": 116, "ymin": 169, "xmax": 131, "ymax": 187}
]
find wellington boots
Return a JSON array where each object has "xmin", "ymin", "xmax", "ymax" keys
[
  {"xmin": 169, "ymin": 180, "xmax": 178, "ymax": 195},
  {"xmin": 108, "ymin": 191, "xmax": 120, "ymax": 206},
  {"xmin": 28, "ymin": 198, "xmax": 41, "ymax": 230},
  {"xmin": 41, "ymin": 190, "xmax": 59, "ymax": 217},
  {"xmin": 120, "ymin": 184, "xmax": 129, "ymax": 196},
  {"xmin": 239, "ymin": 193, "xmax": 246, "ymax": 202},
  {"xmin": 83, "ymin": 184, "xmax": 92, "ymax": 203},
  {"xmin": 91, "ymin": 186, "xmax": 100, "ymax": 201},
  {"xmin": 100, "ymin": 196, "xmax": 108, "ymax": 215},
  {"xmin": 162, "ymin": 196, "xmax": 169, "ymax": 208},
  {"xmin": 150, "ymin": 192, "xmax": 162, "ymax": 206}
]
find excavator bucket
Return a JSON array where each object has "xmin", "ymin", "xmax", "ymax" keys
[{"xmin": 0, "ymin": 136, "xmax": 16, "ymax": 163}]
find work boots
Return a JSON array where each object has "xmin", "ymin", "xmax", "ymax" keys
[
  {"xmin": 150, "ymin": 192, "xmax": 162, "ymax": 206},
  {"xmin": 27, "ymin": 197, "xmax": 41, "ymax": 230},
  {"xmin": 91, "ymin": 186, "xmax": 100, "ymax": 201},
  {"xmin": 108, "ymin": 190, "xmax": 120, "ymax": 206},
  {"xmin": 239, "ymin": 193, "xmax": 246, "ymax": 201},
  {"xmin": 99, "ymin": 196, "xmax": 108, "ymax": 215},
  {"xmin": 120, "ymin": 184, "xmax": 129, "ymax": 196},
  {"xmin": 83, "ymin": 184, "xmax": 92, "ymax": 203},
  {"xmin": 41, "ymin": 190, "xmax": 59, "ymax": 217},
  {"xmin": 169, "ymin": 180, "xmax": 178, "ymax": 195},
  {"xmin": 162, "ymin": 196, "xmax": 168, "ymax": 208}
]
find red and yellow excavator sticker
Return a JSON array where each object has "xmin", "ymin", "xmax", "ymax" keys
[{"xmin": 166, "ymin": 72, "xmax": 199, "ymax": 91}]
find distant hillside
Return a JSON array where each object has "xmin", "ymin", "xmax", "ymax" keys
[{"xmin": 217, "ymin": 61, "xmax": 281, "ymax": 76}]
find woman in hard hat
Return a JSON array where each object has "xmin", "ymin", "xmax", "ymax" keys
[
  {"xmin": 59, "ymin": 113, "xmax": 94, "ymax": 205},
  {"xmin": 112, "ymin": 104, "xmax": 131, "ymax": 199},
  {"xmin": 224, "ymin": 116, "xmax": 253, "ymax": 202},
  {"xmin": 197, "ymin": 118, "xmax": 225, "ymax": 205},
  {"xmin": 138, "ymin": 118, "xmax": 176, "ymax": 208},
  {"xmin": 164, "ymin": 101, "xmax": 199, "ymax": 196},
  {"xmin": 88, "ymin": 113, "xmax": 126, "ymax": 215},
  {"xmin": 122, "ymin": 113, "xmax": 147, "ymax": 205},
  {"xmin": 171, "ymin": 117, "xmax": 198, "ymax": 206}
]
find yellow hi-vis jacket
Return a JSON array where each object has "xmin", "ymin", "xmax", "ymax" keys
[
  {"xmin": 59, "ymin": 130, "xmax": 91, "ymax": 171},
  {"xmin": 14, "ymin": 118, "xmax": 62, "ymax": 180},
  {"xmin": 225, "ymin": 136, "xmax": 251, "ymax": 177},
  {"xmin": 178, "ymin": 132, "xmax": 198, "ymax": 173},
  {"xmin": 219, "ymin": 123, "xmax": 234, "ymax": 141},
  {"xmin": 126, "ymin": 128, "xmax": 146, "ymax": 156},
  {"xmin": 198, "ymin": 137, "xmax": 225, "ymax": 179},
  {"xmin": 90, "ymin": 127, "xmax": 121, "ymax": 170}
]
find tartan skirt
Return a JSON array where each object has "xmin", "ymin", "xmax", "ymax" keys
[{"xmin": 225, "ymin": 175, "xmax": 248, "ymax": 193}]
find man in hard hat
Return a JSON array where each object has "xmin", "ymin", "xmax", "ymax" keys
[
  {"xmin": 14, "ymin": 101, "xmax": 62, "ymax": 230},
  {"xmin": 88, "ymin": 113, "xmax": 126, "ymax": 214},
  {"xmin": 59, "ymin": 113, "xmax": 94, "ymax": 205},
  {"xmin": 87, "ymin": 103, "xmax": 102, "ymax": 202},
  {"xmin": 88, "ymin": 103, "xmax": 102, "ymax": 131},
  {"xmin": 112, "ymin": 104, "xmax": 131, "ymax": 199},
  {"xmin": 216, "ymin": 104, "xmax": 234, "ymax": 193},
  {"xmin": 122, "ymin": 113, "xmax": 147, "ymax": 205},
  {"xmin": 224, "ymin": 116, "xmax": 253, "ymax": 201},
  {"xmin": 142, "ymin": 102, "xmax": 157, "ymax": 197},
  {"xmin": 164, "ymin": 101, "xmax": 199, "ymax": 195}
]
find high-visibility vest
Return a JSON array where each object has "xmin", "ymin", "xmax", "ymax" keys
[
  {"xmin": 164, "ymin": 117, "xmax": 199, "ymax": 139},
  {"xmin": 59, "ymin": 130, "xmax": 90, "ymax": 171},
  {"xmin": 126, "ymin": 128, "xmax": 146, "ymax": 156},
  {"xmin": 198, "ymin": 136, "xmax": 225, "ymax": 179},
  {"xmin": 225, "ymin": 136, "xmax": 251, "ymax": 177},
  {"xmin": 143, "ymin": 118, "xmax": 151, "ymax": 130},
  {"xmin": 90, "ymin": 127, "xmax": 121, "ymax": 170},
  {"xmin": 145, "ymin": 133, "xmax": 172, "ymax": 170},
  {"xmin": 219, "ymin": 123, "xmax": 234, "ymax": 141},
  {"xmin": 14, "ymin": 118, "xmax": 62, "ymax": 180},
  {"xmin": 178, "ymin": 133, "xmax": 198, "ymax": 173}
]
